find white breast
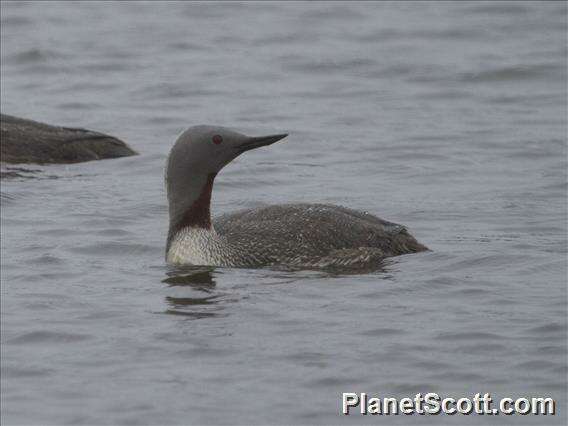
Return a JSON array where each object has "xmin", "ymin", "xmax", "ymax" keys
[{"xmin": 167, "ymin": 227, "xmax": 229, "ymax": 266}]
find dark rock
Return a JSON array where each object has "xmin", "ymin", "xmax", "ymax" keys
[{"xmin": 0, "ymin": 114, "xmax": 137, "ymax": 164}]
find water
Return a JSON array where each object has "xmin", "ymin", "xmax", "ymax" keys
[{"xmin": 1, "ymin": 2, "xmax": 566, "ymax": 425}]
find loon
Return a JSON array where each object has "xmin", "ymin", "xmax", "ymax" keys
[{"xmin": 165, "ymin": 126, "xmax": 427, "ymax": 269}]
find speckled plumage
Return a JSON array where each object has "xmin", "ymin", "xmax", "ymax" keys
[
  {"xmin": 168, "ymin": 203, "xmax": 426, "ymax": 269},
  {"xmin": 165, "ymin": 126, "xmax": 427, "ymax": 270}
]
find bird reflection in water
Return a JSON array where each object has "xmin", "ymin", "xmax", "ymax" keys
[{"xmin": 162, "ymin": 266, "xmax": 224, "ymax": 319}]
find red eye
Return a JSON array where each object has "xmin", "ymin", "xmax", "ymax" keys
[{"xmin": 212, "ymin": 134, "xmax": 223, "ymax": 145}]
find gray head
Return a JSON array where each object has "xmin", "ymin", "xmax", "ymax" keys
[
  {"xmin": 166, "ymin": 125, "xmax": 287, "ymax": 179},
  {"xmin": 166, "ymin": 125, "xmax": 287, "ymax": 244}
]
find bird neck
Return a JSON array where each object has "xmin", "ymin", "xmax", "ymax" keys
[{"xmin": 167, "ymin": 172, "xmax": 217, "ymax": 249}]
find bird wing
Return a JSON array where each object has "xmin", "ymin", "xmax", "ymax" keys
[{"xmin": 214, "ymin": 203, "xmax": 420, "ymax": 260}]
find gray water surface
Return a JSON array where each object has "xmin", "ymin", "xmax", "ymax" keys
[{"xmin": 1, "ymin": 2, "xmax": 566, "ymax": 425}]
